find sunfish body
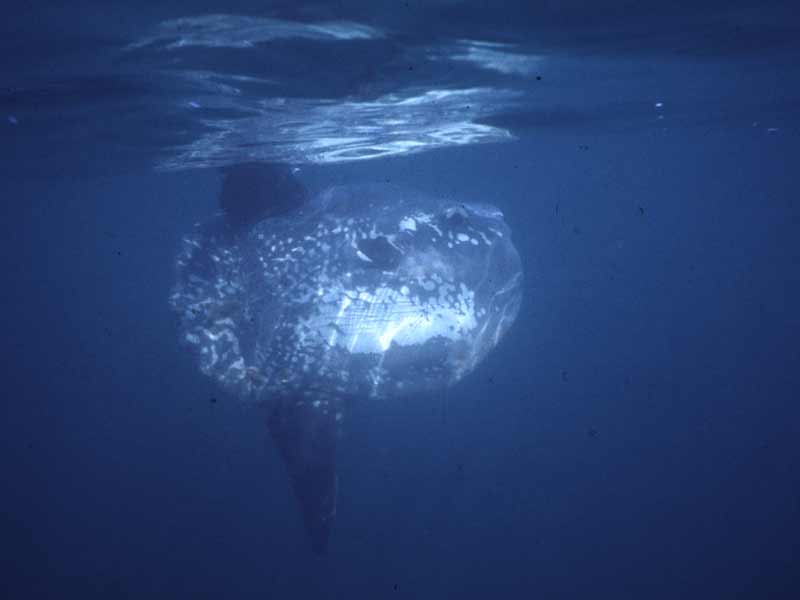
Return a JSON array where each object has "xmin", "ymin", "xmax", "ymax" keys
[{"xmin": 171, "ymin": 182, "xmax": 523, "ymax": 552}]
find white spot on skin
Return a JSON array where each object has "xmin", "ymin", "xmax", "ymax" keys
[
  {"xmin": 456, "ymin": 233, "xmax": 470, "ymax": 242},
  {"xmin": 413, "ymin": 212, "xmax": 443, "ymax": 236},
  {"xmin": 399, "ymin": 217, "xmax": 417, "ymax": 232}
]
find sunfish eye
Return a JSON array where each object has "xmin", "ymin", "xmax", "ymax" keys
[
  {"xmin": 357, "ymin": 236, "xmax": 401, "ymax": 269},
  {"xmin": 444, "ymin": 205, "xmax": 469, "ymax": 226}
]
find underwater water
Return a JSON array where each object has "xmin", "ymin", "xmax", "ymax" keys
[{"xmin": 2, "ymin": 1, "xmax": 799, "ymax": 598}]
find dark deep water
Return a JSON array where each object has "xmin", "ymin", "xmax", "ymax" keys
[{"xmin": 2, "ymin": 2, "xmax": 799, "ymax": 598}]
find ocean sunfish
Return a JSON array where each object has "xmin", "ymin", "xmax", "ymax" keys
[{"xmin": 170, "ymin": 172, "xmax": 523, "ymax": 553}]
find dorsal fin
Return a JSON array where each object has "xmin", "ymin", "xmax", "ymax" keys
[{"xmin": 220, "ymin": 162, "xmax": 307, "ymax": 230}]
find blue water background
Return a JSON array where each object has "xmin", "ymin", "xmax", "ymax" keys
[{"xmin": 2, "ymin": 2, "xmax": 799, "ymax": 598}]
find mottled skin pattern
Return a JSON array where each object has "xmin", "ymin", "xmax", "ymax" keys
[
  {"xmin": 170, "ymin": 183, "xmax": 523, "ymax": 552},
  {"xmin": 172, "ymin": 184, "xmax": 522, "ymax": 401}
]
